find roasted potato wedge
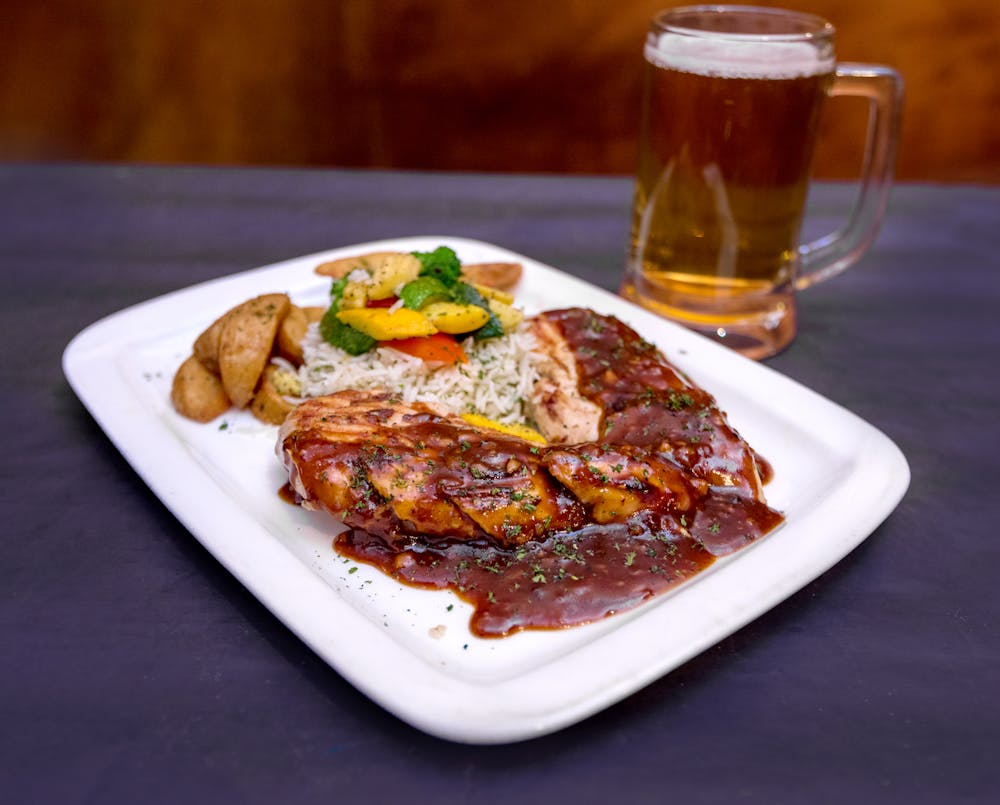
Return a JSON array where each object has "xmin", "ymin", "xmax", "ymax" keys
[
  {"xmin": 317, "ymin": 252, "xmax": 522, "ymax": 291},
  {"xmin": 192, "ymin": 310, "xmax": 232, "ymax": 375},
  {"xmin": 303, "ymin": 305, "xmax": 325, "ymax": 324},
  {"xmin": 171, "ymin": 354, "xmax": 231, "ymax": 423},
  {"xmin": 250, "ymin": 365, "xmax": 298, "ymax": 425},
  {"xmin": 218, "ymin": 293, "xmax": 291, "ymax": 408},
  {"xmin": 461, "ymin": 262, "xmax": 522, "ymax": 290},
  {"xmin": 276, "ymin": 305, "xmax": 309, "ymax": 365},
  {"xmin": 276, "ymin": 304, "xmax": 324, "ymax": 366},
  {"xmin": 314, "ymin": 251, "xmax": 402, "ymax": 278}
]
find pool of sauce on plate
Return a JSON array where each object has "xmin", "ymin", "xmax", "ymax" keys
[
  {"xmin": 280, "ymin": 307, "xmax": 783, "ymax": 638},
  {"xmin": 329, "ymin": 486, "xmax": 781, "ymax": 638},
  {"xmin": 338, "ymin": 518, "xmax": 711, "ymax": 637}
]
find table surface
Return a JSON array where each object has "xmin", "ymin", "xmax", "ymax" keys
[{"xmin": 2, "ymin": 164, "xmax": 998, "ymax": 804}]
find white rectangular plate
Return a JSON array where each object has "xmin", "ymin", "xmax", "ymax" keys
[{"xmin": 63, "ymin": 236, "xmax": 909, "ymax": 744}]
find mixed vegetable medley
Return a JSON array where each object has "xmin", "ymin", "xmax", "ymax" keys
[{"xmin": 319, "ymin": 246, "xmax": 523, "ymax": 365}]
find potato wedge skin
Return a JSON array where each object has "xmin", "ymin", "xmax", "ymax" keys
[
  {"xmin": 318, "ymin": 253, "xmax": 522, "ymax": 291},
  {"xmin": 314, "ymin": 251, "xmax": 403, "ymax": 278},
  {"xmin": 303, "ymin": 305, "xmax": 326, "ymax": 324},
  {"xmin": 276, "ymin": 305, "xmax": 309, "ymax": 366},
  {"xmin": 171, "ymin": 355, "xmax": 231, "ymax": 422},
  {"xmin": 250, "ymin": 365, "xmax": 296, "ymax": 425},
  {"xmin": 460, "ymin": 262, "xmax": 522, "ymax": 290},
  {"xmin": 274, "ymin": 304, "xmax": 324, "ymax": 367},
  {"xmin": 192, "ymin": 310, "xmax": 231, "ymax": 375},
  {"xmin": 218, "ymin": 293, "xmax": 291, "ymax": 408}
]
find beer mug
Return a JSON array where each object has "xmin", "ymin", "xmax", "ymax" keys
[{"xmin": 621, "ymin": 5, "xmax": 903, "ymax": 359}]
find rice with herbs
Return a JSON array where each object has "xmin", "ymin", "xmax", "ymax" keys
[{"xmin": 296, "ymin": 323, "xmax": 540, "ymax": 425}]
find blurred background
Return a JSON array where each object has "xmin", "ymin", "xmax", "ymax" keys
[{"xmin": 2, "ymin": 0, "xmax": 997, "ymax": 181}]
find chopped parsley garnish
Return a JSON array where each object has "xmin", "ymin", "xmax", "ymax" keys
[{"xmin": 667, "ymin": 390, "xmax": 696, "ymax": 411}]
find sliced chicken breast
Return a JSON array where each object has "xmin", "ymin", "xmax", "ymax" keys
[{"xmin": 526, "ymin": 308, "xmax": 770, "ymax": 499}]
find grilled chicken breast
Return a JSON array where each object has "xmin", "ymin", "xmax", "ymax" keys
[
  {"xmin": 526, "ymin": 308, "xmax": 770, "ymax": 500},
  {"xmin": 274, "ymin": 308, "xmax": 784, "ymax": 635},
  {"xmin": 277, "ymin": 390, "xmax": 733, "ymax": 549},
  {"xmin": 278, "ymin": 387, "xmax": 781, "ymax": 556},
  {"xmin": 527, "ymin": 314, "xmax": 604, "ymax": 443},
  {"xmin": 279, "ymin": 390, "xmax": 583, "ymax": 546}
]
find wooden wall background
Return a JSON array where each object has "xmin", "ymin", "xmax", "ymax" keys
[{"xmin": 2, "ymin": 0, "xmax": 998, "ymax": 181}]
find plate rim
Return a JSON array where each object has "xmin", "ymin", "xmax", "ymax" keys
[{"xmin": 62, "ymin": 235, "xmax": 911, "ymax": 744}]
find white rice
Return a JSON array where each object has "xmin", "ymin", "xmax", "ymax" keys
[{"xmin": 297, "ymin": 323, "xmax": 540, "ymax": 425}]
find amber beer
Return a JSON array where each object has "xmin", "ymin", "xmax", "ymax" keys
[{"xmin": 623, "ymin": 25, "xmax": 835, "ymax": 355}]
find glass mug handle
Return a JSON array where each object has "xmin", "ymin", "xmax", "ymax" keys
[{"xmin": 796, "ymin": 64, "xmax": 904, "ymax": 290}]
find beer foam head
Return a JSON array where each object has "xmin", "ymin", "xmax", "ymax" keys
[{"xmin": 646, "ymin": 32, "xmax": 834, "ymax": 79}]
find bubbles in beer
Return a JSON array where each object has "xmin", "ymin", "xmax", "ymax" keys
[{"xmin": 645, "ymin": 33, "xmax": 833, "ymax": 79}]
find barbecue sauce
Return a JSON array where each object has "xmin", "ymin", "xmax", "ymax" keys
[
  {"xmin": 544, "ymin": 308, "xmax": 775, "ymax": 488},
  {"xmin": 281, "ymin": 309, "xmax": 784, "ymax": 638},
  {"xmin": 330, "ymin": 484, "xmax": 782, "ymax": 638},
  {"xmin": 337, "ymin": 516, "xmax": 714, "ymax": 637}
]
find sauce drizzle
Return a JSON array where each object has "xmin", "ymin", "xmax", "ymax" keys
[
  {"xmin": 279, "ymin": 308, "xmax": 785, "ymax": 637},
  {"xmin": 336, "ymin": 513, "xmax": 716, "ymax": 637}
]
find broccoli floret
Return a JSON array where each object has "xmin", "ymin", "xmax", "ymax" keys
[
  {"xmin": 318, "ymin": 306, "xmax": 376, "ymax": 355},
  {"xmin": 398, "ymin": 276, "xmax": 451, "ymax": 310},
  {"xmin": 412, "ymin": 246, "xmax": 462, "ymax": 287}
]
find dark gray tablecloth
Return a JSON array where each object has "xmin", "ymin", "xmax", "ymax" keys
[{"xmin": 2, "ymin": 165, "xmax": 998, "ymax": 804}]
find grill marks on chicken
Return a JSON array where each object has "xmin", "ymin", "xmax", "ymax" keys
[
  {"xmin": 527, "ymin": 308, "xmax": 771, "ymax": 499},
  {"xmin": 545, "ymin": 445, "xmax": 705, "ymax": 525},
  {"xmin": 279, "ymin": 391, "xmax": 722, "ymax": 549},
  {"xmin": 279, "ymin": 391, "xmax": 581, "ymax": 547}
]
